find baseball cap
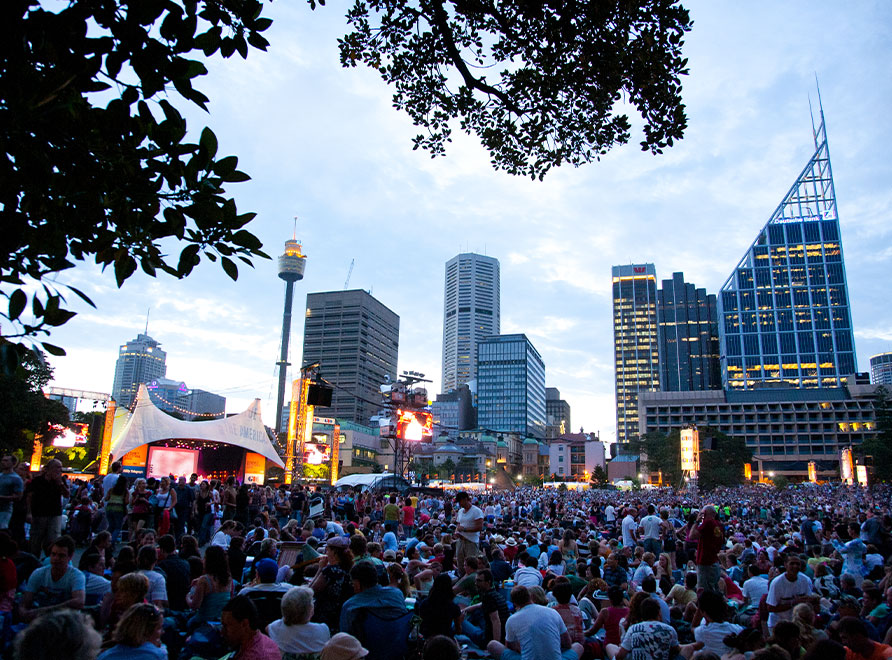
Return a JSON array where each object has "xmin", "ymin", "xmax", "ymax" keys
[
  {"xmin": 255, "ymin": 558, "xmax": 279, "ymax": 583},
  {"xmin": 326, "ymin": 536, "xmax": 349, "ymax": 549}
]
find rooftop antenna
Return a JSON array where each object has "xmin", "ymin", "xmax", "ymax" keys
[
  {"xmin": 145, "ymin": 308, "xmax": 150, "ymax": 334},
  {"xmin": 813, "ymin": 73, "xmax": 826, "ymax": 149}
]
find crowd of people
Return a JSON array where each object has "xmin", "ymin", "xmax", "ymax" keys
[{"xmin": 2, "ymin": 454, "xmax": 892, "ymax": 660}]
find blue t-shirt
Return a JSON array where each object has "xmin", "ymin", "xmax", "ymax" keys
[
  {"xmin": 382, "ymin": 531, "xmax": 398, "ymax": 552},
  {"xmin": 0, "ymin": 473, "xmax": 23, "ymax": 513},
  {"xmin": 25, "ymin": 565, "xmax": 85, "ymax": 607},
  {"xmin": 98, "ymin": 642, "xmax": 168, "ymax": 660}
]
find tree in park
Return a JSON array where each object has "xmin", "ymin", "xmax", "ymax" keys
[
  {"xmin": 859, "ymin": 385, "xmax": 892, "ymax": 482},
  {"xmin": 0, "ymin": 350, "xmax": 70, "ymax": 454},
  {"xmin": 2, "ymin": 0, "xmax": 692, "ymax": 364},
  {"xmin": 633, "ymin": 427, "xmax": 751, "ymax": 491}
]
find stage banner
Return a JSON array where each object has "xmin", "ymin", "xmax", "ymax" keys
[{"xmin": 245, "ymin": 452, "xmax": 266, "ymax": 484}]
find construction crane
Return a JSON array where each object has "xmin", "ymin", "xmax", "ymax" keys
[{"xmin": 344, "ymin": 258, "xmax": 354, "ymax": 289}]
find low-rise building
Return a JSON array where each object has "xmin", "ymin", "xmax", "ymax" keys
[
  {"xmin": 639, "ymin": 380, "xmax": 881, "ymax": 479},
  {"xmin": 548, "ymin": 432, "xmax": 605, "ymax": 480}
]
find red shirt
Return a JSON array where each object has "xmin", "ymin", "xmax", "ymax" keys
[
  {"xmin": 402, "ymin": 505, "xmax": 415, "ymax": 526},
  {"xmin": 845, "ymin": 643, "xmax": 892, "ymax": 660},
  {"xmin": 695, "ymin": 518, "xmax": 723, "ymax": 565}
]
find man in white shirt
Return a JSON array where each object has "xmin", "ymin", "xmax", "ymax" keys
[
  {"xmin": 513, "ymin": 553, "xmax": 543, "ymax": 588},
  {"xmin": 605, "ymin": 504, "xmax": 616, "ymax": 525},
  {"xmin": 455, "ymin": 491, "xmax": 484, "ymax": 574},
  {"xmin": 741, "ymin": 564, "xmax": 770, "ymax": 608},
  {"xmin": 621, "ymin": 509, "xmax": 638, "ymax": 549},
  {"xmin": 766, "ymin": 554, "xmax": 813, "ymax": 631},
  {"xmin": 631, "ymin": 552, "xmax": 656, "ymax": 589},
  {"xmin": 639, "ymin": 505, "xmax": 663, "ymax": 556},
  {"xmin": 693, "ymin": 590, "xmax": 744, "ymax": 656},
  {"xmin": 488, "ymin": 585, "xmax": 582, "ymax": 660}
]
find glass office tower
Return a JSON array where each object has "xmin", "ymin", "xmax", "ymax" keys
[
  {"xmin": 657, "ymin": 272, "xmax": 721, "ymax": 392},
  {"xmin": 441, "ymin": 253, "xmax": 500, "ymax": 393},
  {"xmin": 477, "ymin": 334, "xmax": 546, "ymax": 439},
  {"xmin": 612, "ymin": 264, "xmax": 660, "ymax": 445},
  {"xmin": 718, "ymin": 112, "xmax": 856, "ymax": 390}
]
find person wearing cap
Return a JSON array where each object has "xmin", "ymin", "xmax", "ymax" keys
[
  {"xmin": 339, "ymin": 561, "xmax": 408, "ymax": 639},
  {"xmin": 321, "ymin": 632, "xmax": 368, "ymax": 660},
  {"xmin": 238, "ymin": 558, "xmax": 290, "ymax": 597},
  {"xmin": 503, "ymin": 537, "xmax": 519, "ymax": 562},
  {"xmin": 454, "ymin": 492, "xmax": 484, "ymax": 574}
]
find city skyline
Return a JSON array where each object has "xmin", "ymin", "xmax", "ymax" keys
[{"xmin": 38, "ymin": 3, "xmax": 892, "ymax": 444}]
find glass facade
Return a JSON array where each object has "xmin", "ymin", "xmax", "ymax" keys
[
  {"xmin": 657, "ymin": 272, "xmax": 721, "ymax": 392},
  {"xmin": 612, "ymin": 264, "xmax": 660, "ymax": 444},
  {"xmin": 871, "ymin": 353, "xmax": 892, "ymax": 386},
  {"xmin": 112, "ymin": 333, "xmax": 167, "ymax": 409},
  {"xmin": 442, "ymin": 253, "xmax": 500, "ymax": 393},
  {"xmin": 302, "ymin": 290, "xmax": 399, "ymax": 425},
  {"xmin": 718, "ymin": 115, "xmax": 856, "ymax": 390},
  {"xmin": 477, "ymin": 334, "xmax": 546, "ymax": 439}
]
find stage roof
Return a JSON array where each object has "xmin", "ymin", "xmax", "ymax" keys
[{"xmin": 109, "ymin": 384, "xmax": 285, "ymax": 467}]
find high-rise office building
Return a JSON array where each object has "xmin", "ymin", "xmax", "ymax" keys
[
  {"xmin": 717, "ymin": 112, "xmax": 856, "ymax": 390},
  {"xmin": 871, "ymin": 352, "xmax": 892, "ymax": 386},
  {"xmin": 301, "ymin": 289, "xmax": 399, "ymax": 425},
  {"xmin": 545, "ymin": 387, "xmax": 571, "ymax": 439},
  {"xmin": 612, "ymin": 264, "xmax": 660, "ymax": 445},
  {"xmin": 657, "ymin": 272, "xmax": 721, "ymax": 392},
  {"xmin": 441, "ymin": 253, "xmax": 500, "ymax": 393},
  {"xmin": 477, "ymin": 334, "xmax": 545, "ymax": 439},
  {"xmin": 112, "ymin": 333, "xmax": 167, "ymax": 409}
]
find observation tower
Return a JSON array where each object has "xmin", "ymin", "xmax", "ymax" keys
[{"xmin": 275, "ymin": 238, "xmax": 306, "ymax": 435}]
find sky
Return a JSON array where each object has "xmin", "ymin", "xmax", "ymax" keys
[{"xmin": 41, "ymin": 1, "xmax": 892, "ymax": 444}]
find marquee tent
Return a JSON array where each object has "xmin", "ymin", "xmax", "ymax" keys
[{"xmin": 109, "ymin": 384, "xmax": 285, "ymax": 467}]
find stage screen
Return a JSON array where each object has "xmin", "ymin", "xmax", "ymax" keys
[{"xmin": 147, "ymin": 447, "xmax": 199, "ymax": 479}]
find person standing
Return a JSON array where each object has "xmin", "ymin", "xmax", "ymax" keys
[
  {"xmin": 689, "ymin": 505, "xmax": 723, "ymax": 592},
  {"xmin": 621, "ymin": 508, "xmax": 638, "ymax": 549},
  {"xmin": 454, "ymin": 491, "xmax": 484, "ymax": 573},
  {"xmin": 26, "ymin": 459, "xmax": 69, "ymax": 557},
  {"xmin": 0, "ymin": 455, "xmax": 24, "ymax": 530},
  {"xmin": 639, "ymin": 505, "xmax": 663, "ymax": 557},
  {"xmin": 173, "ymin": 476, "xmax": 194, "ymax": 540}
]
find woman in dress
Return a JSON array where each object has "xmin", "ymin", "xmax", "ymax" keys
[
  {"xmin": 152, "ymin": 476, "xmax": 176, "ymax": 536},
  {"xmin": 129, "ymin": 479, "xmax": 152, "ymax": 536},
  {"xmin": 194, "ymin": 481, "xmax": 214, "ymax": 546},
  {"xmin": 559, "ymin": 530, "xmax": 579, "ymax": 576}
]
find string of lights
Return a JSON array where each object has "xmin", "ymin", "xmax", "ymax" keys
[{"xmin": 145, "ymin": 392, "xmax": 226, "ymax": 418}]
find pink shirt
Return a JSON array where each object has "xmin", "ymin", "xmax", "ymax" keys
[{"xmin": 236, "ymin": 631, "xmax": 282, "ymax": 660}]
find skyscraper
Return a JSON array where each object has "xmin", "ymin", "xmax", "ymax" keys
[
  {"xmin": 301, "ymin": 289, "xmax": 399, "ymax": 425},
  {"xmin": 112, "ymin": 333, "xmax": 167, "ymax": 409},
  {"xmin": 441, "ymin": 253, "xmax": 500, "ymax": 393},
  {"xmin": 477, "ymin": 334, "xmax": 545, "ymax": 439},
  {"xmin": 612, "ymin": 264, "xmax": 660, "ymax": 445},
  {"xmin": 717, "ymin": 111, "xmax": 856, "ymax": 390},
  {"xmin": 870, "ymin": 352, "xmax": 892, "ymax": 385},
  {"xmin": 545, "ymin": 387, "xmax": 571, "ymax": 439},
  {"xmin": 657, "ymin": 272, "xmax": 721, "ymax": 392}
]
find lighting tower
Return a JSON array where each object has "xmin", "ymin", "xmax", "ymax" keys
[{"xmin": 276, "ymin": 238, "xmax": 307, "ymax": 436}]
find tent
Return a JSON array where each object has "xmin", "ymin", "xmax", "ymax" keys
[{"xmin": 109, "ymin": 384, "xmax": 284, "ymax": 467}]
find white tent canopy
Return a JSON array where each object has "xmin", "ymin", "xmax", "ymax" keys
[{"xmin": 109, "ymin": 384, "xmax": 285, "ymax": 467}]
